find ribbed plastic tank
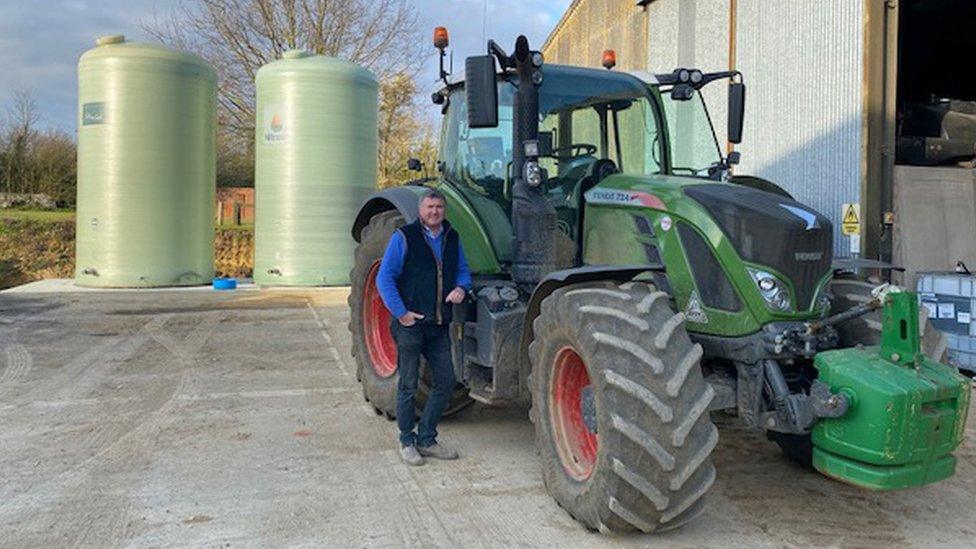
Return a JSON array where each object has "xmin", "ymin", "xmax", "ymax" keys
[
  {"xmin": 254, "ymin": 50, "xmax": 379, "ymax": 286},
  {"xmin": 75, "ymin": 34, "xmax": 216, "ymax": 287}
]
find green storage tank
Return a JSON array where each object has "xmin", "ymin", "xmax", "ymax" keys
[
  {"xmin": 254, "ymin": 50, "xmax": 378, "ymax": 286},
  {"xmin": 75, "ymin": 34, "xmax": 216, "ymax": 287}
]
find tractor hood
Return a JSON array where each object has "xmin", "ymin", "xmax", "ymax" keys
[{"xmin": 682, "ymin": 183, "xmax": 833, "ymax": 310}]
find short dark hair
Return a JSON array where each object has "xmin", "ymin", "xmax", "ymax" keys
[{"xmin": 420, "ymin": 188, "xmax": 446, "ymax": 204}]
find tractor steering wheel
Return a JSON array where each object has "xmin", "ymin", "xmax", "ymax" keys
[{"xmin": 549, "ymin": 143, "xmax": 598, "ymax": 159}]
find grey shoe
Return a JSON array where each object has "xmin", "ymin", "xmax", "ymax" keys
[
  {"xmin": 400, "ymin": 445, "xmax": 425, "ymax": 466},
  {"xmin": 417, "ymin": 443, "xmax": 459, "ymax": 460}
]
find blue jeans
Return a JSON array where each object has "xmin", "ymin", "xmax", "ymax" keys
[{"xmin": 393, "ymin": 323, "xmax": 456, "ymax": 447}]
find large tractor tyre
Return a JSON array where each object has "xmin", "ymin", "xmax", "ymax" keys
[
  {"xmin": 771, "ymin": 277, "xmax": 949, "ymax": 466},
  {"xmin": 528, "ymin": 280, "xmax": 718, "ymax": 534},
  {"xmin": 348, "ymin": 211, "xmax": 473, "ymax": 419}
]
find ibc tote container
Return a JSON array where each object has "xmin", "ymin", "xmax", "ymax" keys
[
  {"xmin": 254, "ymin": 50, "xmax": 379, "ymax": 286},
  {"xmin": 75, "ymin": 34, "xmax": 216, "ymax": 287}
]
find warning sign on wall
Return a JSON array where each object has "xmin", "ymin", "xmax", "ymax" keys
[{"xmin": 841, "ymin": 203, "xmax": 860, "ymax": 235}]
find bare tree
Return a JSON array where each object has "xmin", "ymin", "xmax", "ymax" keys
[
  {"xmin": 0, "ymin": 91, "xmax": 40, "ymax": 194},
  {"xmin": 31, "ymin": 130, "xmax": 77, "ymax": 206},
  {"xmin": 144, "ymin": 0, "xmax": 426, "ymax": 145}
]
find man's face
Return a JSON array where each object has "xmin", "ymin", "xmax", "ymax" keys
[{"xmin": 419, "ymin": 197, "xmax": 445, "ymax": 229}]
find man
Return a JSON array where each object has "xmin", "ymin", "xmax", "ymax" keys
[{"xmin": 376, "ymin": 188, "xmax": 471, "ymax": 466}]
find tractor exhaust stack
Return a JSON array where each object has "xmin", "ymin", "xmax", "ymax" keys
[{"xmin": 508, "ymin": 36, "xmax": 556, "ymax": 288}]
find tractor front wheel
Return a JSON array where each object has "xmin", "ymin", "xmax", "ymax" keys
[{"xmin": 529, "ymin": 280, "xmax": 718, "ymax": 533}]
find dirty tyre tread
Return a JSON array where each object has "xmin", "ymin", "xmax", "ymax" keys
[
  {"xmin": 529, "ymin": 280, "xmax": 716, "ymax": 534},
  {"xmin": 347, "ymin": 210, "xmax": 473, "ymax": 418}
]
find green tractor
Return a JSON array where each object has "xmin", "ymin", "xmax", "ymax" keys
[{"xmin": 347, "ymin": 35, "xmax": 970, "ymax": 534}]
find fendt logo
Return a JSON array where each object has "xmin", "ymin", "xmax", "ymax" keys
[
  {"xmin": 794, "ymin": 251, "xmax": 824, "ymax": 262},
  {"xmin": 584, "ymin": 188, "xmax": 666, "ymax": 210},
  {"xmin": 588, "ymin": 189, "xmax": 639, "ymax": 203}
]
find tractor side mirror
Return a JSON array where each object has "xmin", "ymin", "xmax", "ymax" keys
[
  {"xmin": 728, "ymin": 82, "xmax": 745, "ymax": 144},
  {"xmin": 407, "ymin": 158, "xmax": 422, "ymax": 172},
  {"xmin": 466, "ymin": 55, "xmax": 498, "ymax": 128}
]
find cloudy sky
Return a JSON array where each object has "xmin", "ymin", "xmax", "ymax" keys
[{"xmin": 0, "ymin": 0, "xmax": 571, "ymax": 132}]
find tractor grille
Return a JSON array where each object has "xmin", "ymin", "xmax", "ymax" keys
[
  {"xmin": 677, "ymin": 223, "xmax": 742, "ymax": 312},
  {"xmin": 684, "ymin": 184, "xmax": 833, "ymax": 311}
]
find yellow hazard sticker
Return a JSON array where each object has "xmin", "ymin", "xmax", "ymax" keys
[{"xmin": 841, "ymin": 203, "xmax": 860, "ymax": 235}]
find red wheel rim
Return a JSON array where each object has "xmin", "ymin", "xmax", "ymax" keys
[
  {"xmin": 363, "ymin": 261, "xmax": 397, "ymax": 378},
  {"xmin": 549, "ymin": 346, "xmax": 598, "ymax": 481}
]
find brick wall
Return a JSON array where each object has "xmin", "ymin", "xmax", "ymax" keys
[{"xmin": 216, "ymin": 187, "xmax": 255, "ymax": 226}]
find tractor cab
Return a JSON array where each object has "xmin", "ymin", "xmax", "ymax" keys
[{"xmin": 435, "ymin": 62, "xmax": 737, "ymax": 264}]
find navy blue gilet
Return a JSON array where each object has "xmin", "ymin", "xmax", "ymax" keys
[{"xmin": 396, "ymin": 219, "xmax": 459, "ymax": 326}]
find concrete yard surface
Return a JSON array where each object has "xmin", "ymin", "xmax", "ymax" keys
[{"xmin": 1, "ymin": 288, "xmax": 975, "ymax": 547}]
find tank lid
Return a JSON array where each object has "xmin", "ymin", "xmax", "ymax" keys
[
  {"xmin": 282, "ymin": 49, "xmax": 311, "ymax": 60},
  {"xmin": 96, "ymin": 34, "xmax": 126, "ymax": 46}
]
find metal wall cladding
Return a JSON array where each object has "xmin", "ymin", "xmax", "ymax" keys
[
  {"xmin": 735, "ymin": 0, "xmax": 865, "ymax": 258},
  {"xmin": 75, "ymin": 35, "xmax": 216, "ymax": 287},
  {"xmin": 647, "ymin": 0, "xmax": 866, "ymax": 257},
  {"xmin": 646, "ymin": 0, "xmax": 730, "ymax": 145},
  {"xmin": 542, "ymin": 0, "xmax": 649, "ymax": 71},
  {"xmin": 254, "ymin": 51, "xmax": 378, "ymax": 286}
]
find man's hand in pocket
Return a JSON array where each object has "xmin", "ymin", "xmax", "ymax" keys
[{"xmin": 398, "ymin": 311, "xmax": 425, "ymax": 326}]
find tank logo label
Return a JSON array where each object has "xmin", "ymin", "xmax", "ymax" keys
[
  {"xmin": 263, "ymin": 105, "xmax": 285, "ymax": 144},
  {"xmin": 584, "ymin": 188, "xmax": 666, "ymax": 210},
  {"xmin": 82, "ymin": 102, "xmax": 106, "ymax": 125}
]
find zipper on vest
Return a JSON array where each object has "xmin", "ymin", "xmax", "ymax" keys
[
  {"xmin": 436, "ymin": 260, "xmax": 443, "ymax": 324},
  {"xmin": 425, "ymin": 228, "xmax": 449, "ymax": 325},
  {"xmin": 436, "ymin": 232, "xmax": 448, "ymax": 324}
]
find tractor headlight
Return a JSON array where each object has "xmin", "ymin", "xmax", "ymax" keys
[{"xmin": 748, "ymin": 268, "xmax": 792, "ymax": 312}]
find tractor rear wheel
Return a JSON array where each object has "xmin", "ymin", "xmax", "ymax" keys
[
  {"xmin": 348, "ymin": 210, "xmax": 473, "ymax": 418},
  {"xmin": 529, "ymin": 280, "xmax": 717, "ymax": 534}
]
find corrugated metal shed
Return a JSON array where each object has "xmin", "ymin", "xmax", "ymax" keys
[
  {"xmin": 542, "ymin": 0, "xmax": 648, "ymax": 70},
  {"xmin": 646, "ymin": 0, "xmax": 730, "ymax": 145},
  {"xmin": 546, "ymin": 0, "xmax": 870, "ymax": 258},
  {"xmin": 735, "ymin": 0, "xmax": 865, "ymax": 257}
]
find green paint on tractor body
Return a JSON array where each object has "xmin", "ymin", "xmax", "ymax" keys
[
  {"xmin": 812, "ymin": 293, "xmax": 971, "ymax": 490},
  {"xmin": 582, "ymin": 173, "xmax": 832, "ymax": 337}
]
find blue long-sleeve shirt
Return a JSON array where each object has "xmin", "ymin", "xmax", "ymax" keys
[{"xmin": 376, "ymin": 225, "xmax": 472, "ymax": 320}]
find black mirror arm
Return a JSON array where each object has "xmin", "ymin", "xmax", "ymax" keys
[{"xmin": 488, "ymin": 40, "xmax": 513, "ymax": 69}]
